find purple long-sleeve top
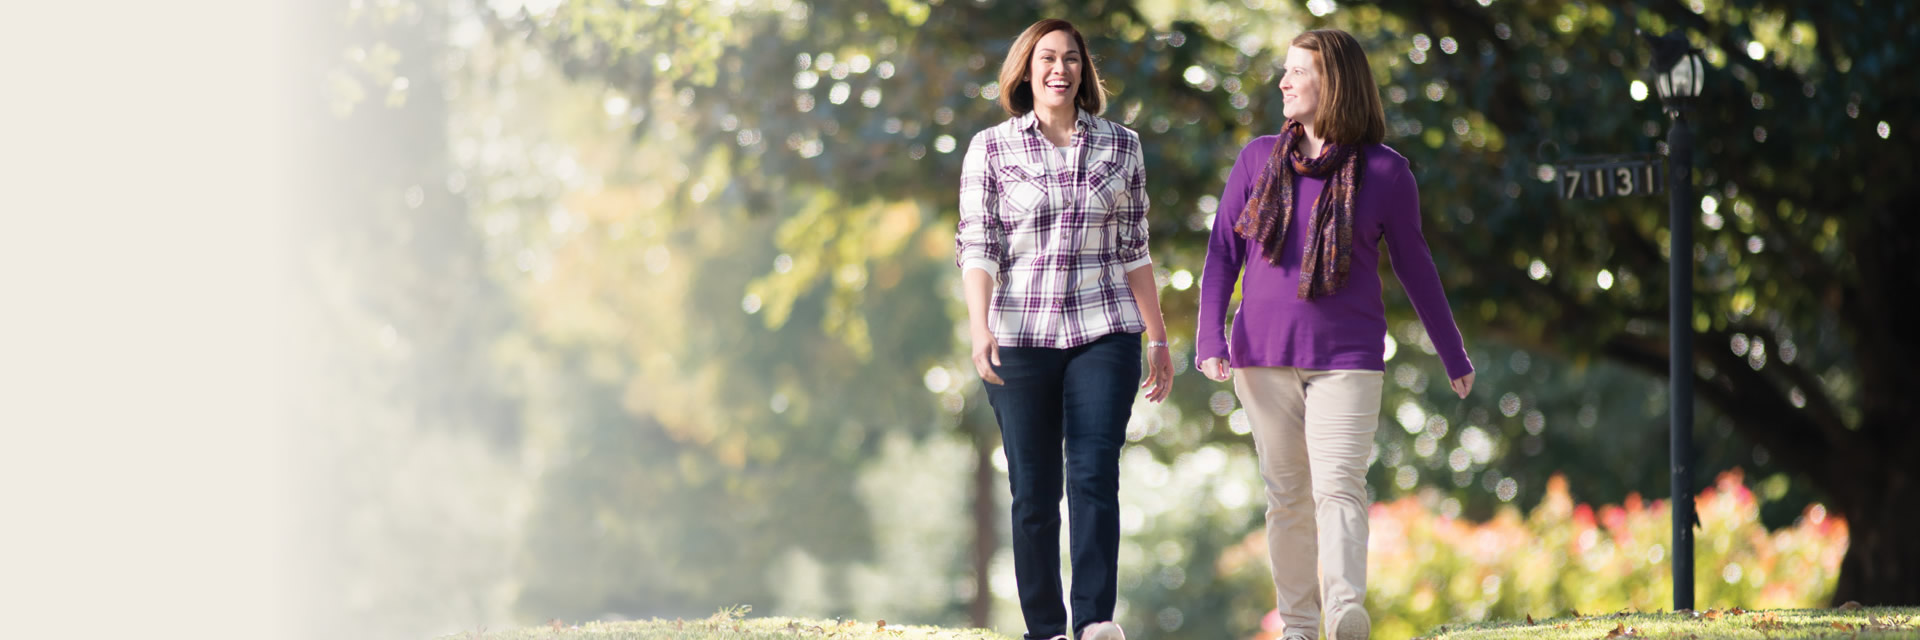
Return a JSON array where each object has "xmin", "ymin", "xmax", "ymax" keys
[{"xmin": 1196, "ymin": 136, "xmax": 1474, "ymax": 380}]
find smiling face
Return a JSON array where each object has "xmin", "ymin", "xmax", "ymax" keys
[
  {"xmin": 996, "ymin": 19, "xmax": 1106, "ymax": 118},
  {"xmin": 1278, "ymin": 45, "xmax": 1322, "ymax": 126},
  {"xmin": 1027, "ymin": 29, "xmax": 1083, "ymax": 112}
]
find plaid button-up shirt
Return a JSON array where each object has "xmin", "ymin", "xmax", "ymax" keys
[{"xmin": 956, "ymin": 110, "xmax": 1153, "ymax": 349}]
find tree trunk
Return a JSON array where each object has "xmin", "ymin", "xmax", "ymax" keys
[
  {"xmin": 1827, "ymin": 177, "xmax": 1920, "ymax": 604},
  {"xmin": 968, "ymin": 408, "xmax": 999, "ymax": 627},
  {"xmin": 1830, "ymin": 461, "xmax": 1920, "ymax": 605}
]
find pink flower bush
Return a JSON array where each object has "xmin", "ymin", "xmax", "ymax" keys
[{"xmin": 1228, "ymin": 470, "xmax": 1848, "ymax": 640}]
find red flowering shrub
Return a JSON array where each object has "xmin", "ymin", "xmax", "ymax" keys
[{"xmin": 1223, "ymin": 470, "xmax": 1848, "ymax": 639}]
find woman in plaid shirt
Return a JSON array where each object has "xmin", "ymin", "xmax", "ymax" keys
[{"xmin": 954, "ymin": 18, "xmax": 1173, "ymax": 640}]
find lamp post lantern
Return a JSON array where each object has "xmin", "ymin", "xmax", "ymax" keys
[{"xmin": 1643, "ymin": 29, "xmax": 1707, "ymax": 612}]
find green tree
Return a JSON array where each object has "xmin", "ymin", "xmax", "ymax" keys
[{"xmin": 447, "ymin": 19, "xmax": 973, "ymax": 620}]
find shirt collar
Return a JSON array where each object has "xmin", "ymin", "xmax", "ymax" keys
[{"xmin": 1016, "ymin": 108, "xmax": 1097, "ymax": 135}]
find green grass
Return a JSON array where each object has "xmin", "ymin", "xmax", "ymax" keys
[
  {"xmin": 1418, "ymin": 607, "xmax": 1920, "ymax": 640},
  {"xmin": 446, "ymin": 606, "xmax": 1920, "ymax": 640},
  {"xmin": 444, "ymin": 606, "xmax": 1015, "ymax": 640}
]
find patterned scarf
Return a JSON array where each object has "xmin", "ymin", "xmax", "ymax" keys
[{"xmin": 1232, "ymin": 120, "xmax": 1364, "ymax": 300}]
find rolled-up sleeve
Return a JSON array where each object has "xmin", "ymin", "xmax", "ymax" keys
[
  {"xmin": 956, "ymin": 131, "xmax": 1002, "ymax": 283},
  {"xmin": 1115, "ymin": 131, "xmax": 1152, "ymax": 272}
]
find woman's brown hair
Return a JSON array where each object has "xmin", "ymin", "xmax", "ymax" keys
[
  {"xmin": 1289, "ymin": 29, "xmax": 1386, "ymax": 145},
  {"xmin": 997, "ymin": 19, "xmax": 1106, "ymax": 117}
]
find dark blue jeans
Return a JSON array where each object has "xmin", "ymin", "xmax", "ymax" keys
[{"xmin": 984, "ymin": 331, "xmax": 1140, "ymax": 640}]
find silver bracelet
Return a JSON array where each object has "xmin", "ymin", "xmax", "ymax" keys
[{"xmin": 1146, "ymin": 340, "xmax": 1169, "ymax": 349}]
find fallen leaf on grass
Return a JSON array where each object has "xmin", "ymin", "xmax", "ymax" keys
[
  {"xmin": 877, "ymin": 620, "xmax": 887, "ymax": 629},
  {"xmin": 1526, "ymin": 615, "xmax": 1535, "ymax": 625},
  {"xmin": 1728, "ymin": 607, "xmax": 1746, "ymax": 615},
  {"xmin": 1834, "ymin": 621, "xmax": 1855, "ymax": 630},
  {"xmin": 1600, "ymin": 622, "xmax": 1641, "ymax": 638}
]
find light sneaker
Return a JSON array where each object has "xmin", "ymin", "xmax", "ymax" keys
[
  {"xmin": 1083, "ymin": 621, "xmax": 1126, "ymax": 640},
  {"xmin": 1331, "ymin": 606, "xmax": 1370, "ymax": 640}
]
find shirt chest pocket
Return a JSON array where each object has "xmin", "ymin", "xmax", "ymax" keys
[
  {"xmin": 994, "ymin": 162, "xmax": 1048, "ymax": 220},
  {"xmin": 1086, "ymin": 159, "xmax": 1128, "ymax": 216}
]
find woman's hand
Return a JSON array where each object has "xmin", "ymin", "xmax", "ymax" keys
[
  {"xmin": 1140, "ymin": 344, "xmax": 1174, "ymax": 402},
  {"xmin": 961, "ymin": 268, "xmax": 1002, "ymax": 386},
  {"xmin": 1450, "ymin": 371, "xmax": 1475, "ymax": 399},
  {"xmin": 1199, "ymin": 357, "xmax": 1231, "ymax": 382},
  {"xmin": 971, "ymin": 329, "xmax": 1004, "ymax": 385}
]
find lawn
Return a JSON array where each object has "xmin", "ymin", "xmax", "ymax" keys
[
  {"xmin": 445, "ymin": 606, "xmax": 1920, "ymax": 640},
  {"xmin": 446, "ymin": 606, "xmax": 1014, "ymax": 640},
  {"xmin": 1417, "ymin": 606, "xmax": 1920, "ymax": 639}
]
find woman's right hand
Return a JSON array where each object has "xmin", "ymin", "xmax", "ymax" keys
[
  {"xmin": 1200, "ymin": 357, "xmax": 1231, "ymax": 382},
  {"xmin": 972, "ymin": 329, "xmax": 1004, "ymax": 385}
]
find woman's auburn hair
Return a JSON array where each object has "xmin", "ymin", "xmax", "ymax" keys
[
  {"xmin": 1290, "ymin": 29, "xmax": 1386, "ymax": 145},
  {"xmin": 997, "ymin": 19, "xmax": 1106, "ymax": 117}
]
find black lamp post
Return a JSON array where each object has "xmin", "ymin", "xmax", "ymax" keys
[{"xmin": 1644, "ymin": 29, "xmax": 1706, "ymax": 612}]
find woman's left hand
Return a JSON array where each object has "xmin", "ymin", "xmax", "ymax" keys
[
  {"xmin": 1140, "ymin": 344, "xmax": 1174, "ymax": 402},
  {"xmin": 1450, "ymin": 372, "xmax": 1475, "ymax": 399}
]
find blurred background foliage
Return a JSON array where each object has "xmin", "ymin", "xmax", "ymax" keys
[{"xmin": 291, "ymin": 0, "xmax": 1916, "ymax": 638}]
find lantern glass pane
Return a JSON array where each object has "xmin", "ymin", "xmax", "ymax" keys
[
  {"xmin": 1670, "ymin": 57, "xmax": 1694, "ymax": 98},
  {"xmin": 1687, "ymin": 54, "xmax": 1705, "ymax": 96}
]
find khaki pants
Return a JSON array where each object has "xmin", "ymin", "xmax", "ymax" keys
[{"xmin": 1233, "ymin": 367, "xmax": 1384, "ymax": 638}]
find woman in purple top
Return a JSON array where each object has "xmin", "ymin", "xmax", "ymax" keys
[{"xmin": 1194, "ymin": 29, "xmax": 1476, "ymax": 640}]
